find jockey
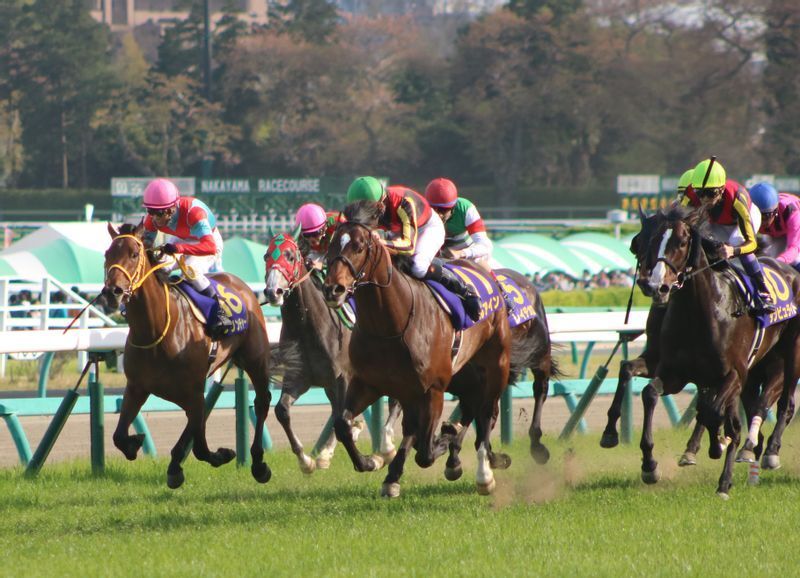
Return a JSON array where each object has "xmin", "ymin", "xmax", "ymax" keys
[
  {"xmin": 676, "ymin": 168, "xmax": 694, "ymax": 199},
  {"xmin": 749, "ymin": 182, "xmax": 800, "ymax": 272},
  {"xmin": 424, "ymin": 178, "xmax": 493, "ymax": 263},
  {"xmin": 294, "ymin": 203, "xmax": 344, "ymax": 268},
  {"xmin": 141, "ymin": 178, "xmax": 233, "ymax": 336},
  {"xmin": 346, "ymin": 176, "xmax": 482, "ymax": 321},
  {"xmin": 681, "ymin": 159, "xmax": 776, "ymax": 314}
]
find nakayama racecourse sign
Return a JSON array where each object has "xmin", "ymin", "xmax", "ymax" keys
[{"xmin": 112, "ymin": 177, "xmax": 323, "ymax": 197}]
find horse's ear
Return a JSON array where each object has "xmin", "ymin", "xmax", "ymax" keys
[
  {"xmin": 133, "ymin": 219, "xmax": 145, "ymax": 238},
  {"xmin": 107, "ymin": 222, "xmax": 120, "ymax": 239},
  {"xmin": 638, "ymin": 206, "xmax": 647, "ymax": 223}
]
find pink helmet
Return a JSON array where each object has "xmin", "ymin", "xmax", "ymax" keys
[
  {"xmin": 142, "ymin": 178, "xmax": 180, "ymax": 209},
  {"xmin": 425, "ymin": 178, "xmax": 458, "ymax": 208},
  {"xmin": 295, "ymin": 203, "xmax": 327, "ymax": 234}
]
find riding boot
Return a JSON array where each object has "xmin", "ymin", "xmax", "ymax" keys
[
  {"xmin": 751, "ymin": 272, "xmax": 776, "ymax": 315},
  {"xmin": 426, "ymin": 259, "xmax": 482, "ymax": 322},
  {"xmin": 199, "ymin": 285, "xmax": 235, "ymax": 338}
]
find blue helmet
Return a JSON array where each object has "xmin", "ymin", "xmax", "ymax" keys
[{"xmin": 749, "ymin": 182, "xmax": 779, "ymax": 212}]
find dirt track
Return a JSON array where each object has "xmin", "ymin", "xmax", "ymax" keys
[{"xmin": 0, "ymin": 392, "xmax": 694, "ymax": 468}]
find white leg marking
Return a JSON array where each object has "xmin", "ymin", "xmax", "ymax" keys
[{"xmin": 747, "ymin": 415, "xmax": 763, "ymax": 447}]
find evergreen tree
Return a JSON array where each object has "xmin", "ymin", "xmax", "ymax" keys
[{"xmin": 268, "ymin": 0, "xmax": 340, "ymax": 44}]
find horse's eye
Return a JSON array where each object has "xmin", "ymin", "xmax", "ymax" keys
[
  {"xmin": 132, "ymin": 252, "xmax": 139, "ymax": 260},
  {"xmin": 287, "ymin": 252, "xmax": 295, "ymax": 262}
]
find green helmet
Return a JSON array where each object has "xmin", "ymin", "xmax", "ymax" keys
[
  {"xmin": 691, "ymin": 158, "xmax": 726, "ymax": 190},
  {"xmin": 347, "ymin": 177, "xmax": 384, "ymax": 203},
  {"xmin": 677, "ymin": 169, "xmax": 694, "ymax": 193}
]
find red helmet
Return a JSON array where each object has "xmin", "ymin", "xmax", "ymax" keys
[{"xmin": 425, "ymin": 178, "xmax": 458, "ymax": 209}]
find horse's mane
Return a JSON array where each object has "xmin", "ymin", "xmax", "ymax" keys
[{"xmin": 343, "ymin": 200, "xmax": 382, "ymax": 227}]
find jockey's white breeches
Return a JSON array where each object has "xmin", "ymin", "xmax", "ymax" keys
[{"xmin": 409, "ymin": 210, "xmax": 445, "ymax": 278}]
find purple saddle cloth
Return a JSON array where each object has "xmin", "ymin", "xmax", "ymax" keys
[
  {"xmin": 177, "ymin": 279, "xmax": 249, "ymax": 337},
  {"xmin": 731, "ymin": 264, "xmax": 797, "ymax": 327},
  {"xmin": 424, "ymin": 265, "xmax": 537, "ymax": 330}
]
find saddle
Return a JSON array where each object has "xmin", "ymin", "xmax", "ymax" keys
[
  {"xmin": 722, "ymin": 260, "xmax": 797, "ymax": 328},
  {"xmin": 174, "ymin": 279, "xmax": 249, "ymax": 337}
]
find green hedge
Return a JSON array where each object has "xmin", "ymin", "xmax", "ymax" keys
[{"xmin": 540, "ymin": 286, "xmax": 650, "ymax": 308}]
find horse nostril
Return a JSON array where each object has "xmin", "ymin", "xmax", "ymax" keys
[
  {"xmin": 659, "ymin": 284, "xmax": 670, "ymax": 294},
  {"xmin": 275, "ymin": 287, "xmax": 283, "ymax": 296},
  {"xmin": 113, "ymin": 287, "xmax": 124, "ymax": 296},
  {"xmin": 332, "ymin": 284, "xmax": 345, "ymax": 296}
]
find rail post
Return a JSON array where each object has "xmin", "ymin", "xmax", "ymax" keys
[
  {"xmin": 88, "ymin": 354, "xmax": 105, "ymax": 473},
  {"xmin": 235, "ymin": 368, "xmax": 250, "ymax": 466}
]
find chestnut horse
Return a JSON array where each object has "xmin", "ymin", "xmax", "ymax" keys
[
  {"xmin": 264, "ymin": 231, "xmax": 363, "ymax": 473},
  {"xmin": 102, "ymin": 223, "xmax": 274, "ymax": 489},
  {"xmin": 322, "ymin": 203, "xmax": 512, "ymax": 497},
  {"xmin": 636, "ymin": 207, "xmax": 800, "ymax": 497}
]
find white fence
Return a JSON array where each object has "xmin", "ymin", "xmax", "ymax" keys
[{"xmin": 0, "ymin": 312, "xmax": 647, "ymax": 356}]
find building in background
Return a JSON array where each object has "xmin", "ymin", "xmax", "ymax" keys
[{"xmin": 88, "ymin": 0, "xmax": 268, "ymax": 32}]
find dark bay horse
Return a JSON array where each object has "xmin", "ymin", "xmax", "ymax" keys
[
  {"xmin": 636, "ymin": 207, "xmax": 800, "ymax": 497},
  {"xmin": 264, "ymin": 231, "xmax": 365, "ymax": 473},
  {"xmin": 102, "ymin": 223, "xmax": 274, "ymax": 488},
  {"xmin": 322, "ymin": 203, "xmax": 512, "ymax": 497}
]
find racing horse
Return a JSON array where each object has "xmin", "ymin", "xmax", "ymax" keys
[
  {"xmin": 635, "ymin": 206, "xmax": 800, "ymax": 497},
  {"xmin": 264, "ymin": 231, "xmax": 365, "ymax": 472},
  {"xmin": 322, "ymin": 202, "xmax": 512, "ymax": 497},
  {"xmin": 102, "ymin": 223, "xmax": 275, "ymax": 488}
]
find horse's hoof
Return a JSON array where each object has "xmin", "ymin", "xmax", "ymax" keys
[
  {"xmin": 251, "ymin": 462, "xmax": 272, "ymax": 484},
  {"xmin": 299, "ymin": 454, "xmax": 316, "ymax": 475},
  {"xmin": 380, "ymin": 482, "xmax": 401, "ymax": 498},
  {"xmin": 315, "ymin": 456, "xmax": 332, "ymax": 470},
  {"xmin": 762, "ymin": 454, "xmax": 781, "ymax": 470},
  {"xmin": 735, "ymin": 448, "xmax": 756, "ymax": 463},
  {"xmin": 708, "ymin": 445, "xmax": 723, "ymax": 460},
  {"xmin": 599, "ymin": 431, "xmax": 619, "ymax": 449},
  {"xmin": 678, "ymin": 452, "xmax": 697, "ymax": 467},
  {"xmin": 381, "ymin": 448, "xmax": 397, "ymax": 464},
  {"xmin": 490, "ymin": 452, "xmax": 513, "ymax": 470},
  {"xmin": 717, "ymin": 491, "xmax": 730, "ymax": 501},
  {"xmin": 477, "ymin": 477, "xmax": 497, "ymax": 495},
  {"xmin": 167, "ymin": 470, "xmax": 185, "ymax": 489},
  {"xmin": 641, "ymin": 466, "xmax": 661, "ymax": 485},
  {"xmin": 211, "ymin": 447, "xmax": 236, "ymax": 467},
  {"xmin": 368, "ymin": 454, "xmax": 385, "ymax": 471},
  {"xmin": 440, "ymin": 421, "xmax": 461, "ymax": 437},
  {"xmin": 530, "ymin": 444, "xmax": 550, "ymax": 465},
  {"xmin": 444, "ymin": 465, "xmax": 463, "ymax": 481}
]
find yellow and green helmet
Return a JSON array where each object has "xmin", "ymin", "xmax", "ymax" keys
[
  {"xmin": 346, "ymin": 176, "xmax": 384, "ymax": 203},
  {"xmin": 677, "ymin": 168, "xmax": 694, "ymax": 194},
  {"xmin": 691, "ymin": 158, "xmax": 726, "ymax": 190}
]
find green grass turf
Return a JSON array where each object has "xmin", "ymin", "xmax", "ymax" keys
[{"xmin": 2, "ymin": 426, "xmax": 799, "ymax": 577}]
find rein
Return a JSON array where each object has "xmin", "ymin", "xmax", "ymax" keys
[
  {"xmin": 652, "ymin": 224, "xmax": 727, "ymax": 292},
  {"xmin": 106, "ymin": 234, "xmax": 174, "ymax": 349}
]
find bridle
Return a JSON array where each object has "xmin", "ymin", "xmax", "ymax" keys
[
  {"xmin": 650, "ymin": 221, "xmax": 724, "ymax": 293},
  {"xmin": 328, "ymin": 223, "xmax": 393, "ymax": 295},
  {"xmin": 105, "ymin": 234, "xmax": 173, "ymax": 349}
]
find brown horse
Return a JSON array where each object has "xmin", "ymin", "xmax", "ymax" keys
[
  {"xmin": 102, "ymin": 223, "xmax": 274, "ymax": 489},
  {"xmin": 263, "ymin": 231, "xmax": 364, "ymax": 473},
  {"xmin": 636, "ymin": 207, "xmax": 800, "ymax": 497},
  {"xmin": 322, "ymin": 202, "xmax": 512, "ymax": 497}
]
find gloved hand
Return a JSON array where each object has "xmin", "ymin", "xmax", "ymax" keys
[{"xmin": 160, "ymin": 243, "xmax": 179, "ymax": 255}]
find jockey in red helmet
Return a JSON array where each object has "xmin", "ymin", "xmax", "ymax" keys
[
  {"xmin": 141, "ymin": 178, "xmax": 233, "ymax": 337},
  {"xmin": 424, "ymin": 178, "xmax": 493, "ymax": 264}
]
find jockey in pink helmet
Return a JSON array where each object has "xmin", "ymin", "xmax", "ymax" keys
[
  {"xmin": 294, "ymin": 203, "xmax": 345, "ymax": 268},
  {"xmin": 142, "ymin": 178, "xmax": 232, "ymax": 337}
]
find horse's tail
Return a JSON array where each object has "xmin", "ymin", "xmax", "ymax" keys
[
  {"xmin": 509, "ymin": 332, "xmax": 565, "ymax": 384},
  {"xmin": 267, "ymin": 341, "xmax": 304, "ymax": 389}
]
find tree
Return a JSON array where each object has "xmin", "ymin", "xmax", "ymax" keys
[
  {"xmin": 268, "ymin": 0, "xmax": 340, "ymax": 44},
  {"xmin": 762, "ymin": 0, "xmax": 800, "ymax": 173},
  {"xmin": 0, "ymin": 0, "xmax": 25, "ymax": 186},
  {"xmin": 12, "ymin": 0, "xmax": 117, "ymax": 187}
]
